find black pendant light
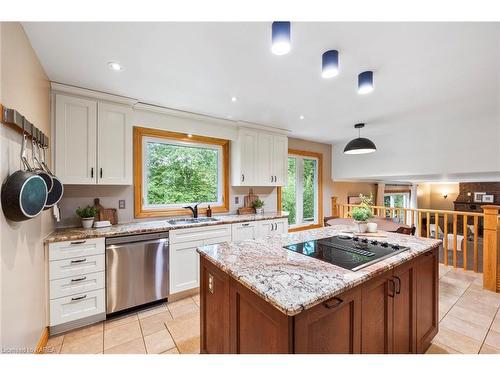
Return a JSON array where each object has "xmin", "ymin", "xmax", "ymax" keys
[{"xmin": 343, "ymin": 123, "xmax": 377, "ymax": 154}]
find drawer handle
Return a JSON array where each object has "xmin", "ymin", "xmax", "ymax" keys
[
  {"xmin": 388, "ymin": 279, "xmax": 396, "ymax": 298},
  {"xmin": 70, "ymin": 258, "xmax": 87, "ymax": 264},
  {"xmin": 393, "ymin": 276, "xmax": 401, "ymax": 294},
  {"xmin": 324, "ymin": 297, "xmax": 343, "ymax": 309},
  {"xmin": 71, "ymin": 276, "xmax": 87, "ymax": 282},
  {"xmin": 242, "ymin": 223, "xmax": 250, "ymax": 227},
  {"xmin": 424, "ymin": 251, "xmax": 433, "ymax": 256},
  {"xmin": 70, "ymin": 240, "xmax": 86, "ymax": 245},
  {"xmin": 71, "ymin": 294, "xmax": 87, "ymax": 301}
]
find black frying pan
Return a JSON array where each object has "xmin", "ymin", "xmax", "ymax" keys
[
  {"xmin": 1, "ymin": 130, "xmax": 48, "ymax": 221},
  {"xmin": 39, "ymin": 134, "xmax": 63, "ymax": 209}
]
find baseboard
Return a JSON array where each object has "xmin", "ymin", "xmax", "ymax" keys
[
  {"xmin": 168, "ymin": 287, "xmax": 199, "ymax": 302},
  {"xmin": 35, "ymin": 327, "xmax": 49, "ymax": 354}
]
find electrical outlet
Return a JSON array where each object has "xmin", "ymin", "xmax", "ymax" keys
[
  {"xmin": 119, "ymin": 200, "xmax": 126, "ymax": 209},
  {"xmin": 235, "ymin": 196, "xmax": 239, "ymax": 204}
]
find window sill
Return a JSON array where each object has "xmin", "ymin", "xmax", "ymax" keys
[{"xmin": 135, "ymin": 205, "xmax": 229, "ymax": 219}]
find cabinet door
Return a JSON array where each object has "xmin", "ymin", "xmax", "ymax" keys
[
  {"xmin": 272, "ymin": 135, "xmax": 288, "ymax": 186},
  {"xmin": 55, "ymin": 94, "xmax": 97, "ymax": 184},
  {"xmin": 97, "ymin": 102, "xmax": 132, "ymax": 185},
  {"xmin": 200, "ymin": 256, "xmax": 231, "ymax": 354},
  {"xmin": 257, "ymin": 132, "xmax": 274, "ymax": 186},
  {"xmin": 256, "ymin": 220, "xmax": 273, "ymax": 239},
  {"xmin": 169, "ymin": 240, "xmax": 202, "ymax": 294},
  {"xmin": 274, "ymin": 219, "xmax": 289, "ymax": 234},
  {"xmin": 295, "ymin": 287, "xmax": 362, "ymax": 353},
  {"xmin": 392, "ymin": 259, "xmax": 417, "ymax": 354},
  {"xmin": 361, "ymin": 270, "xmax": 394, "ymax": 353},
  {"xmin": 416, "ymin": 247, "xmax": 439, "ymax": 353},
  {"xmin": 239, "ymin": 129, "xmax": 258, "ymax": 186},
  {"xmin": 232, "ymin": 222, "xmax": 258, "ymax": 242}
]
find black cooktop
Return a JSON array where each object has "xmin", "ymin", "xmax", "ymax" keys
[{"xmin": 283, "ymin": 235, "xmax": 410, "ymax": 271}]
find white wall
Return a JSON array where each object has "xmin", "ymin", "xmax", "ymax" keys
[
  {"xmin": 332, "ymin": 85, "xmax": 500, "ymax": 182},
  {"xmin": 0, "ymin": 22, "xmax": 52, "ymax": 351}
]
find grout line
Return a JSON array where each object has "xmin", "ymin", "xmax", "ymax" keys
[
  {"xmin": 136, "ymin": 312, "xmax": 148, "ymax": 354},
  {"xmin": 478, "ymin": 304, "xmax": 500, "ymax": 353}
]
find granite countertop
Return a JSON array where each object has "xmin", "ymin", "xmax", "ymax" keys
[
  {"xmin": 44, "ymin": 211, "xmax": 289, "ymax": 243},
  {"xmin": 197, "ymin": 226, "xmax": 441, "ymax": 316}
]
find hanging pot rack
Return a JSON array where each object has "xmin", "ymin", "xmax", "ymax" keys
[{"xmin": 0, "ymin": 103, "xmax": 49, "ymax": 146}]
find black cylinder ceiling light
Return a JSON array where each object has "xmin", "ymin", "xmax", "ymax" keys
[
  {"xmin": 343, "ymin": 123, "xmax": 377, "ymax": 154},
  {"xmin": 322, "ymin": 50, "xmax": 339, "ymax": 78},
  {"xmin": 358, "ymin": 71, "xmax": 374, "ymax": 94},
  {"xmin": 271, "ymin": 21, "xmax": 291, "ymax": 56}
]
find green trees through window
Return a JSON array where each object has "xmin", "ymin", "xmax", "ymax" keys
[{"xmin": 145, "ymin": 141, "xmax": 221, "ymax": 206}]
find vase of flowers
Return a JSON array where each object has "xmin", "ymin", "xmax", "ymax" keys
[
  {"xmin": 76, "ymin": 205, "xmax": 99, "ymax": 229},
  {"xmin": 350, "ymin": 194, "xmax": 374, "ymax": 233}
]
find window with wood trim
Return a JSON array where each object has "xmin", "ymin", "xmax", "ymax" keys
[
  {"xmin": 277, "ymin": 149, "xmax": 323, "ymax": 232},
  {"xmin": 134, "ymin": 127, "xmax": 229, "ymax": 218}
]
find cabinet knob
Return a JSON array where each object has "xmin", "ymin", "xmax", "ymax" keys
[
  {"xmin": 100, "ymin": 168, "xmax": 103, "ymax": 178},
  {"xmin": 91, "ymin": 167, "xmax": 94, "ymax": 178},
  {"xmin": 242, "ymin": 174, "xmax": 245, "ymax": 182}
]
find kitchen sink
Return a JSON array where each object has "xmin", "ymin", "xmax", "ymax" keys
[{"xmin": 167, "ymin": 217, "xmax": 219, "ymax": 225}]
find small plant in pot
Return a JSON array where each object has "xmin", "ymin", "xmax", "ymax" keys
[
  {"xmin": 350, "ymin": 194, "xmax": 374, "ymax": 233},
  {"xmin": 76, "ymin": 205, "xmax": 99, "ymax": 229},
  {"xmin": 253, "ymin": 198, "xmax": 265, "ymax": 214}
]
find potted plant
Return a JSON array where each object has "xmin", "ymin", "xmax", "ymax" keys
[
  {"xmin": 350, "ymin": 194, "xmax": 374, "ymax": 233},
  {"xmin": 76, "ymin": 205, "xmax": 99, "ymax": 229},
  {"xmin": 253, "ymin": 198, "xmax": 265, "ymax": 214}
]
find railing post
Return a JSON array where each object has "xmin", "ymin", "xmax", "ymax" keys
[
  {"xmin": 482, "ymin": 205, "xmax": 500, "ymax": 292},
  {"xmin": 331, "ymin": 196, "xmax": 339, "ymax": 218}
]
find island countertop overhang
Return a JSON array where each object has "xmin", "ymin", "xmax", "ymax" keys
[{"xmin": 197, "ymin": 226, "xmax": 441, "ymax": 316}]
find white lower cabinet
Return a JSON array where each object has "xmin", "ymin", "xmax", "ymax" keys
[
  {"xmin": 231, "ymin": 218, "xmax": 289, "ymax": 241},
  {"xmin": 231, "ymin": 221, "xmax": 259, "ymax": 242},
  {"xmin": 169, "ymin": 225, "xmax": 231, "ymax": 294},
  {"xmin": 256, "ymin": 218, "xmax": 289, "ymax": 238},
  {"xmin": 47, "ymin": 238, "xmax": 106, "ymax": 332}
]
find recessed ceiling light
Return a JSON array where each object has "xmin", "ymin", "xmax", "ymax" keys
[
  {"xmin": 299, "ymin": 115, "xmax": 305, "ymax": 120},
  {"xmin": 231, "ymin": 97, "xmax": 237, "ymax": 102},
  {"xmin": 108, "ymin": 62, "xmax": 123, "ymax": 71}
]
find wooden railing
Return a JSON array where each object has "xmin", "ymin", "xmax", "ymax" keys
[{"xmin": 330, "ymin": 200, "xmax": 500, "ymax": 293}]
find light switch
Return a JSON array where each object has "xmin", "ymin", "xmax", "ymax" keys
[{"xmin": 119, "ymin": 200, "xmax": 126, "ymax": 209}]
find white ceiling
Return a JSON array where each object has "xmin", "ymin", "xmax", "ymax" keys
[{"xmin": 22, "ymin": 22, "xmax": 499, "ymax": 147}]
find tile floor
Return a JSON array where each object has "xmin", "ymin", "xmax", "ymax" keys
[
  {"xmin": 427, "ymin": 264, "xmax": 500, "ymax": 354},
  {"xmin": 43, "ymin": 267, "xmax": 500, "ymax": 355},
  {"xmin": 43, "ymin": 294, "xmax": 200, "ymax": 354}
]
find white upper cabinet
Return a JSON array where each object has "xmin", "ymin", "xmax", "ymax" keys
[
  {"xmin": 54, "ymin": 94, "xmax": 132, "ymax": 185},
  {"xmin": 97, "ymin": 102, "xmax": 132, "ymax": 185},
  {"xmin": 55, "ymin": 94, "xmax": 97, "ymax": 184},
  {"xmin": 231, "ymin": 127, "xmax": 288, "ymax": 187}
]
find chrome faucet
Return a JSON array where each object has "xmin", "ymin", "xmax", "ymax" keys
[{"xmin": 183, "ymin": 203, "xmax": 201, "ymax": 218}]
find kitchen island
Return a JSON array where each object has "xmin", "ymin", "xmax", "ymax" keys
[{"xmin": 197, "ymin": 226, "xmax": 440, "ymax": 354}]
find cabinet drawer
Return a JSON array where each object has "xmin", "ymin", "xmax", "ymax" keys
[
  {"xmin": 49, "ymin": 254, "xmax": 105, "ymax": 281},
  {"xmin": 50, "ymin": 289, "xmax": 105, "ymax": 326},
  {"xmin": 49, "ymin": 238, "xmax": 105, "ymax": 261},
  {"xmin": 170, "ymin": 224, "xmax": 231, "ymax": 244},
  {"xmin": 50, "ymin": 271, "xmax": 105, "ymax": 299}
]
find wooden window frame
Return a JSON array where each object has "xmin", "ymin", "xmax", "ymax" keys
[
  {"xmin": 277, "ymin": 149, "xmax": 323, "ymax": 232},
  {"xmin": 133, "ymin": 126, "xmax": 230, "ymax": 218}
]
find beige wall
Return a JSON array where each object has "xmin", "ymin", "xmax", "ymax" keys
[
  {"xmin": 417, "ymin": 183, "xmax": 459, "ymax": 210},
  {"xmin": 0, "ymin": 22, "xmax": 52, "ymax": 351}
]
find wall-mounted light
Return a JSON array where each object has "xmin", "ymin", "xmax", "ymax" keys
[
  {"xmin": 271, "ymin": 21, "xmax": 291, "ymax": 56},
  {"xmin": 358, "ymin": 71, "xmax": 374, "ymax": 94},
  {"xmin": 322, "ymin": 50, "xmax": 339, "ymax": 78}
]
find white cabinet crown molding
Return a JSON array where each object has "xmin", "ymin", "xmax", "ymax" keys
[{"xmin": 51, "ymin": 82, "xmax": 138, "ymax": 106}]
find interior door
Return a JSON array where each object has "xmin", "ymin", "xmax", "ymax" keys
[
  {"xmin": 97, "ymin": 102, "xmax": 132, "ymax": 185},
  {"xmin": 55, "ymin": 94, "xmax": 97, "ymax": 184}
]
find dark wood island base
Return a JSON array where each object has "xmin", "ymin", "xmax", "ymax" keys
[{"xmin": 200, "ymin": 246, "xmax": 439, "ymax": 354}]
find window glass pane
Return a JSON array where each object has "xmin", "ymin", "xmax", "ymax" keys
[
  {"xmin": 145, "ymin": 140, "xmax": 220, "ymax": 206},
  {"xmin": 302, "ymin": 159, "xmax": 317, "ymax": 223},
  {"xmin": 282, "ymin": 157, "xmax": 296, "ymax": 225}
]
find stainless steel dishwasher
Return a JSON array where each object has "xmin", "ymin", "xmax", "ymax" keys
[{"xmin": 106, "ymin": 232, "xmax": 169, "ymax": 314}]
